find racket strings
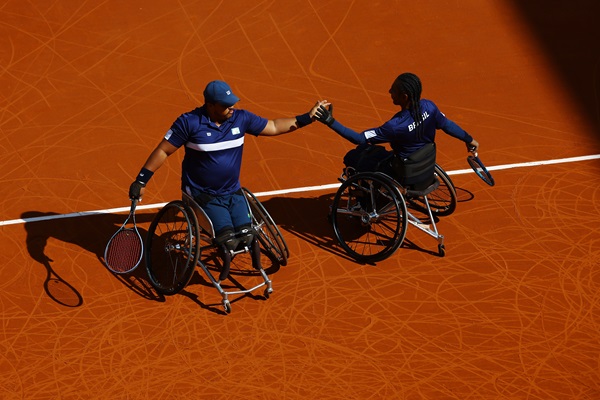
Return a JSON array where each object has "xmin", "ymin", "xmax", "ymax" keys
[
  {"xmin": 105, "ymin": 229, "xmax": 143, "ymax": 273},
  {"xmin": 467, "ymin": 156, "xmax": 495, "ymax": 186}
]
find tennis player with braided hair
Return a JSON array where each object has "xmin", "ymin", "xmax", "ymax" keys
[{"xmin": 315, "ymin": 72, "xmax": 479, "ymax": 159}]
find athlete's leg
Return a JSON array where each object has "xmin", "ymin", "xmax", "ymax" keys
[
  {"xmin": 230, "ymin": 191, "xmax": 261, "ymax": 269},
  {"xmin": 230, "ymin": 191, "xmax": 253, "ymax": 247},
  {"xmin": 194, "ymin": 193, "xmax": 236, "ymax": 280}
]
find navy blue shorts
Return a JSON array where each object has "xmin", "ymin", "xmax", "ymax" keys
[{"xmin": 189, "ymin": 188, "xmax": 251, "ymax": 235}]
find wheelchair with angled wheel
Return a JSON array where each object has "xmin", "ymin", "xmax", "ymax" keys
[
  {"xmin": 411, "ymin": 163, "xmax": 456, "ymax": 216},
  {"xmin": 329, "ymin": 142, "xmax": 456, "ymax": 263},
  {"xmin": 144, "ymin": 187, "xmax": 289, "ymax": 313}
]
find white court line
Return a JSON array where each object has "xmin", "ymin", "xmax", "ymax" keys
[{"xmin": 1, "ymin": 153, "xmax": 599, "ymax": 227}]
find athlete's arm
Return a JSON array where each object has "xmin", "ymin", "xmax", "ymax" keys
[
  {"xmin": 140, "ymin": 139, "xmax": 178, "ymax": 172},
  {"xmin": 129, "ymin": 139, "xmax": 178, "ymax": 200},
  {"xmin": 328, "ymin": 120, "xmax": 367, "ymax": 145},
  {"xmin": 439, "ymin": 119, "xmax": 479, "ymax": 151},
  {"xmin": 259, "ymin": 118, "xmax": 302, "ymax": 136},
  {"xmin": 315, "ymin": 104, "xmax": 367, "ymax": 145},
  {"xmin": 259, "ymin": 100, "xmax": 327, "ymax": 136},
  {"xmin": 439, "ymin": 119, "xmax": 472, "ymax": 142},
  {"xmin": 430, "ymin": 101, "xmax": 479, "ymax": 151}
]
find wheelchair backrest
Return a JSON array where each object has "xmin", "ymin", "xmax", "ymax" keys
[{"xmin": 390, "ymin": 142, "xmax": 437, "ymax": 190}]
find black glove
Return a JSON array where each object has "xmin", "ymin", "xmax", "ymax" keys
[
  {"xmin": 129, "ymin": 181, "xmax": 145, "ymax": 200},
  {"xmin": 315, "ymin": 104, "xmax": 335, "ymax": 126}
]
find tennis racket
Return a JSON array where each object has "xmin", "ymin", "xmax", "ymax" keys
[
  {"xmin": 467, "ymin": 145, "xmax": 495, "ymax": 186},
  {"xmin": 104, "ymin": 199, "xmax": 143, "ymax": 273}
]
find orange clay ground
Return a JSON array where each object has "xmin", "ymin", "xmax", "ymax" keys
[{"xmin": 1, "ymin": 1, "xmax": 599, "ymax": 399}]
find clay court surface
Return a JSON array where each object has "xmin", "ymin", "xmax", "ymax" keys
[{"xmin": 1, "ymin": 1, "xmax": 599, "ymax": 399}]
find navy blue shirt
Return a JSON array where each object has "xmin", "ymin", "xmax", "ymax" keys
[
  {"xmin": 330, "ymin": 99, "xmax": 472, "ymax": 158},
  {"xmin": 165, "ymin": 106, "xmax": 268, "ymax": 195}
]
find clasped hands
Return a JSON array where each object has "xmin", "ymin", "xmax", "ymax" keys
[{"xmin": 309, "ymin": 100, "xmax": 335, "ymax": 126}]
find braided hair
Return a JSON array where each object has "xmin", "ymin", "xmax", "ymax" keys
[{"xmin": 393, "ymin": 73, "xmax": 424, "ymax": 139}]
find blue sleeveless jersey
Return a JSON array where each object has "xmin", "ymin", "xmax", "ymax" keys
[{"xmin": 165, "ymin": 106, "xmax": 268, "ymax": 195}]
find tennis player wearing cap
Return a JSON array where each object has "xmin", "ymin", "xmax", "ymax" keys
[{"xmin": 129, "ymin": 80, "xmax": 325, "ymax": 271}]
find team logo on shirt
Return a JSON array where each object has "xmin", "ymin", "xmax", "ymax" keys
[
  {"xmin": 408, "ymin": 111, "xmax": 430, "ymax": 132},
  {"xmin": 231, "ymin": 127, "xmax": 241, "ymax": 135},
  {"xmin": 365, "ymin": 130, "xmax": 377, "ymax": 139}
]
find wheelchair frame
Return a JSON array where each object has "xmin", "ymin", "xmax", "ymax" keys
[
  {"xmin": 144, "ymin": 187, "xmax": 289, "ymax": 313},
  {"xmin": 330, "ymin": 163, "xmax": 455, "ymax": 263}
]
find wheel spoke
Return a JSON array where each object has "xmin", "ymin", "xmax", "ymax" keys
[
  {"xmin": 145, "ymin": 201, "xmax": 199, "ymax": 295},
  {"xmin": 332, "ymin": 173, "xmax": 407, "ymax": 263}
]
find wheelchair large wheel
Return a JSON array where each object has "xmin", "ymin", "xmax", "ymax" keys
[
  {"xmin": 407, "ymin": 164, "xmax": 457, "ymax": 216},
  {"xmin": 331, "ymin": 172, "xmax": 408, "ymax": 263},
  {"xmin": 145, "ymin": 200, "xmax": 200, "ymax": 295},
  {"xmin": 242, "ymin": 187, "xmax": 289, "ymax": 266}
]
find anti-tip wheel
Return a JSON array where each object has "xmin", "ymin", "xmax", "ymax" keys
[{"xmin": 438, "ymin": 244, "xmax": 446, "ymax": 257}]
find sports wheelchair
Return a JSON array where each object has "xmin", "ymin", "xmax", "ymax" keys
[
  {"xmin": 144, "ymin": 187, "xmax": 289, "ymax": 313},
  {"xmin": 329, "ymin": 142, "xmax": 457, "ymax": 263}
]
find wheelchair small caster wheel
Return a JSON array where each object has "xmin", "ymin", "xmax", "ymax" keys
[
  {"xmin": 438, "ymin": 244, "xmax": 446, "ymax": 257},
  {"xmin": 223, "ymin": 300, "xmax": 231, "ymax": 313},
  {"xmin": 264, "ymin": 288, "xmax": 273, "ymax": 299}
]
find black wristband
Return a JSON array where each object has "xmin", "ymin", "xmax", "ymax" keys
[
  {"xmin": 295, "ymin": 113, "xmax": 313, "ymax": 128},
  {"xmin": 136, "ymin": 167, "xmax": 154, "ymax": 184}
]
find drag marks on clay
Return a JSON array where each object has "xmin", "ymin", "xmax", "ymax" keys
[{"xmin": 2, "ymin": 1, "xmax": 600, "ymax": 398}]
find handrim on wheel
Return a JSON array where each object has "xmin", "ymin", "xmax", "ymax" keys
[
  {"xmin": 331, "ymin": 172, "xmax": 408, "ymax": 263},
  {"xmin": 145, "ymin": 200, "xmax": 199, "ymax": 295}
]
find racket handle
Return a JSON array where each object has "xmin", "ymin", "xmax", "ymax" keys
[{"xmin": 466, "ymin": 144, "xmax": 478, "ymax": 156}]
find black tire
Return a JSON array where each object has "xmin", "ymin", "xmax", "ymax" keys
[
  {"xmin": 145, "ymin": 201, "xmax": 199, "ymax": 295},
  {"xmin": 242, "ymin": 188, "xmax": 289, "ymax": 266},
  {"xmin": 331, "ymin": 172, "xmax": 408, "ymax": 263},
  {"xmin": 438, "ymin": 244, "xmax": 446, "ymax": 257},
  {"xmin": 408, "ymin": 164, "xmax": 457, "ymax": 216}
]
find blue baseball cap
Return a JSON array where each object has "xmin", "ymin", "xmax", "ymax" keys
[{"xmin": 203, "ymin": 80, "xmax": 240, "ymax": 106}]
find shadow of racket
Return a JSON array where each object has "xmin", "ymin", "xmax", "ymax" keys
[{"xmin": 42, "ymin": 256, "xmax": 84, "ymax": 307}]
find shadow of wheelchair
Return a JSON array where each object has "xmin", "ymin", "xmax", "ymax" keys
[
  {"xmin": 258, "ymin": 193, "xmax": 366, "ymax": 263},
  {"xmin": 259, "ymin": 186, "xmax": 475, "ymax": 263},
  {"xmin": 176, "ymin": 241, "xmax": 285, "ymax": 314}
]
